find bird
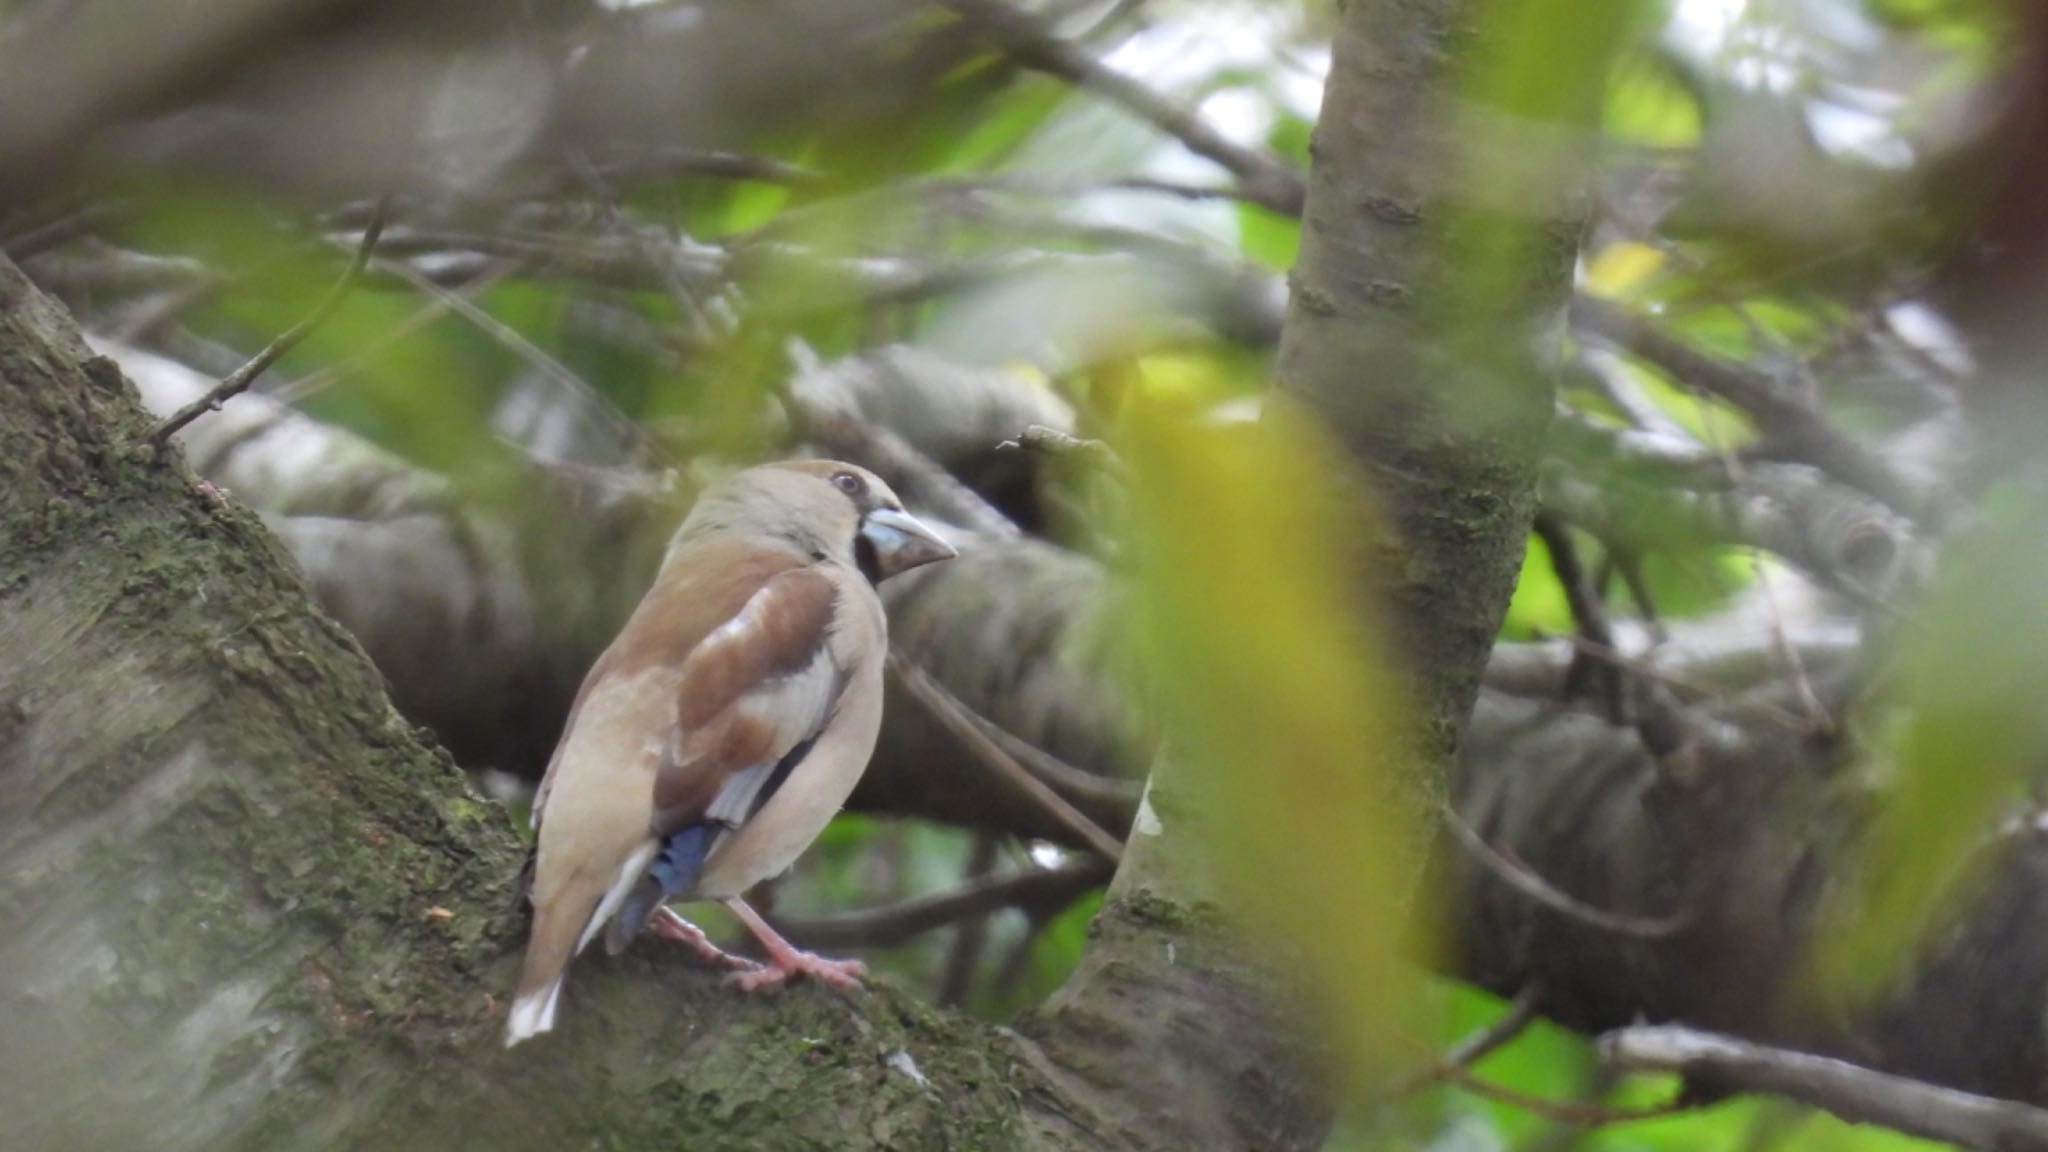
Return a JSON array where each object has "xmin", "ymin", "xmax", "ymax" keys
[{"xmin": 505, "ymin": 459, "xmax": 956, "ymax": 1046}]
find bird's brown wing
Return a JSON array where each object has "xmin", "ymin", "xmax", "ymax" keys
[
  {"xmin": 651, "ymin": 566, "xmax": 845, "ymax": 837},
  {"xmin": 530, "ymin": 539, "xmax": 810, "ymax": 832},
  {"xmin": 528, "ymin": 650, "xmax": 610, "ymax": 831}
]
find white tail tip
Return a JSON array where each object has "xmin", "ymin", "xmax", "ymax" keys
[{"xmin": 504, "ymin": 981, "xmax": 563, "ymax": 1047}]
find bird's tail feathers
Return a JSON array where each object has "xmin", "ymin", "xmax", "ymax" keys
[
  {"xmin": 506, "ymin": 843, "xmax": 659, "ymax": 1046},
  {"xmin": 504, "ymin": 979, "xmax": 563, "ymax": 1047},
  {"xmin": 506, "ymin": 887, "xmax": 599, "ymax": 1047}
]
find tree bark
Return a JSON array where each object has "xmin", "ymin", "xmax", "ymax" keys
[{"xmin": 1277, "ymin": 0, "xmax": 1586, "ymax": 777}]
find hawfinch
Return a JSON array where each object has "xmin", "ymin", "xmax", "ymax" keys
[{"xmin": 506, "ymin": 460, "xmax": 956, "ymax": 1045}]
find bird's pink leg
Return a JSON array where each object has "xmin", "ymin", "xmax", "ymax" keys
[
  {"xmin": 650, "ymin": 906, "xmax": 758, "ymax": 971},
  {"xmin": 722, "ymin": 898, "xmax": 867, "ymax": 992}
]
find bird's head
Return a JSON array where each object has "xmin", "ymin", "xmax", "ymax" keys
[{"xmin": 676, "ymin": 459, "xmax": 958, "ymax": 582}]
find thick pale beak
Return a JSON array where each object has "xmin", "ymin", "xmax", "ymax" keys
[{"xmin": 859, "ymin": 507, "xmax": 957, "ymax": 579}]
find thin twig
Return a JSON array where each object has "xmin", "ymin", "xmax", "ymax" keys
[
  {"xmin": 1440, "ymin": 803, "xmax": 1691, "ymax": 939},
  {"xmin": 904, "ymin": 171, "xmax": 1279, "ymax": 207},
  {"xmin": 145, "ymin": 196, "xmax": 392, "ymax": 446},
  {"xmin": 1750, "ymin": 555, "xmax": 1835, "ymax": 737},
  {"xmin": 935, "ymin": 0, "xmax": 1306, "ymax": 216},
  {"xmin": 1608, "ymin": 546, "xmax": 1668, "ymax": 644},
  {"xmin": 1388, "ymin": 984, "xmax": 1546, "ymax": 1097},
  {"xmin": 889, "ymin": 654, "xmax": 1127, "ymax": 862},
  {"xmin": 578, "ymin": 146, "xmax": 822, "ymax": 188},
  {"xmin": 1438, "ymin": 1065, "xmax": 1691, "ymax": 1126},
  {"xmin": 368, "ymin": 252, "xmax": 666, "ymax": 466},
  {"xmin": 1535, "ymin": 512, "xmax": 1701, "ymax": 757},
  {"xmin": 1688, "ymin": 387, "xmax": 1836, "ymax": 737},
  {"xmin": 771, "ymin": 859, "xmax": 1110, "ymax": 951},
  {"xmin": 957, "ymin": 703, "xmax": 1141, "ymax": 822},
  {"xmin": 0, "ymin": 201, "xmax": 125, "ymax": 260},
  {"xmin": 1603, "ymin": 1025, "xmax": 2048, "ymax": 1152},
  {"xmin": 270, "ymin": 258, "xmax": 524, "ymax": 407}
]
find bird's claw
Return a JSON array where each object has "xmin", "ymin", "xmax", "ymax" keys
[
  {"xmin": 650, "ymin": 906, "xmax": 758, "ymax": 971},
  {"xmin": 725, "ymin": 951, "xmax": 866, "ymax": 993}
]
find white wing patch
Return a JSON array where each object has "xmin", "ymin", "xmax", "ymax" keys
[{"xmin": 704, "ymin": 646, "xmax": 842, "ymax": 825}]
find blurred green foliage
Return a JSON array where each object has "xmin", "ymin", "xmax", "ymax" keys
[
  {"xmin": 1117, "ymin": 392, "xmax": 1422, "ymax": 1080},
  {"xmin": 49, "ymin": 0, "xmax": 2034, "ymax": 1145}
]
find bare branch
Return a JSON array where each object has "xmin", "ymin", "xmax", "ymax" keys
[
  {"xmin": 934, "ymin": 0, "xmax": 1307, "ymax": 216},
  {"xmin": 144, "ymin": 196, "xmax": 391, "ymax": 447},
  {"xmin": 1440, "ymin": 802, "xmax": 1692, "ymax": 939},
  {"xmin": 270, "ymin": 259, "xmax": 524, "ymax": 407},
  {"xmin": 771, "ymin": 859, "xmax": 1110, "ymax": 951},
  {"xmin": 1544, "ymin": 411, "xmax": 1918, "ymax": 605},
  {"xmin": 1603, "ymin": 1025, "xmax": 2048, "ymax": 1152},
  {"xmin": 954, "ymin": 699, "xmax": 1141, "ymax": 820},
  {"xmin": 1, "ymin": 201, "xmax": 125, "ymax": 260},
  {"xmin": 367, "ymin": 251, "xmax": 666, "ymax": 466},
  {"xmin": 1435, "ymin": 1066, "xmax": 1690, "ymax": 1127},
  {"xmin": 1388, "ymin": 984, "xmax": 1545, "ymax": 1097},
  {"xmin": 1532, "ymin": 513, "xmax": 1622, "ymax": 713},
  {"xmin": 577, "ymin": 146, "xmax": 822, "ymax": 188},
  {"xmin": 889, "ymin": 653, "xmax": 1127, "ymax": 862},
  {"xmin": 1571, "ymin": 294, "xmax": 1924, "ymax": 518}
]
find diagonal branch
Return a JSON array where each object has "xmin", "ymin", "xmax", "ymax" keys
[
  {"xmin": 1436, "ymin": 1066, "xmax": 1690, "ymax": 1127},
  {"xmin": 1603, "ymin": 1025, "xmax": 2048, "ymax": 1152},
  {"xmin": 1441, "ymin": 802, "xmax": 1692, "ymax": 939},
  {"xmin": 889, "ymin": 653, "xmax": 1128, "ymax": 862},
  {"xmin": 934, "ymin": 0, "xmax": 1307, "ymax": 216},
  {"xmin": 1388, "ymin": 983, "xmax": 1545, "ymax": 1097},
  {"xmin": 1570, "ymin": 295, "xmax": 1924, "ymax": 518},
  {"xmin": 144, "ymin": 196, "xmax": 390, "ymax": 446}
]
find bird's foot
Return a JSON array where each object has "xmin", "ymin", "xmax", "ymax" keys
[
  {"xmin": 720, "ymin": 896, "xmax": 865, "ymax": 991},
  {"xmin": 725, "ymin": 948, "xmax": 866, "ymax": 993},
  {"xmin": 650, "ymin": 907, "xmax": 759, "ymax": 971}
]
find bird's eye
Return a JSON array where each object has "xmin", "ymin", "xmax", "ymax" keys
[{"xmin": 833, "ymin": 472, "xmax": 865, "ymax": 497}]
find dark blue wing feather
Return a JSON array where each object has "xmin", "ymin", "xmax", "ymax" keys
[
  {"xmin": 605, "ymin": 823, "xmax": 717, "ymax": 955},
  {"xmin": 603, "ymin": 731, "xmax": 824, "ymax": 955}
]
